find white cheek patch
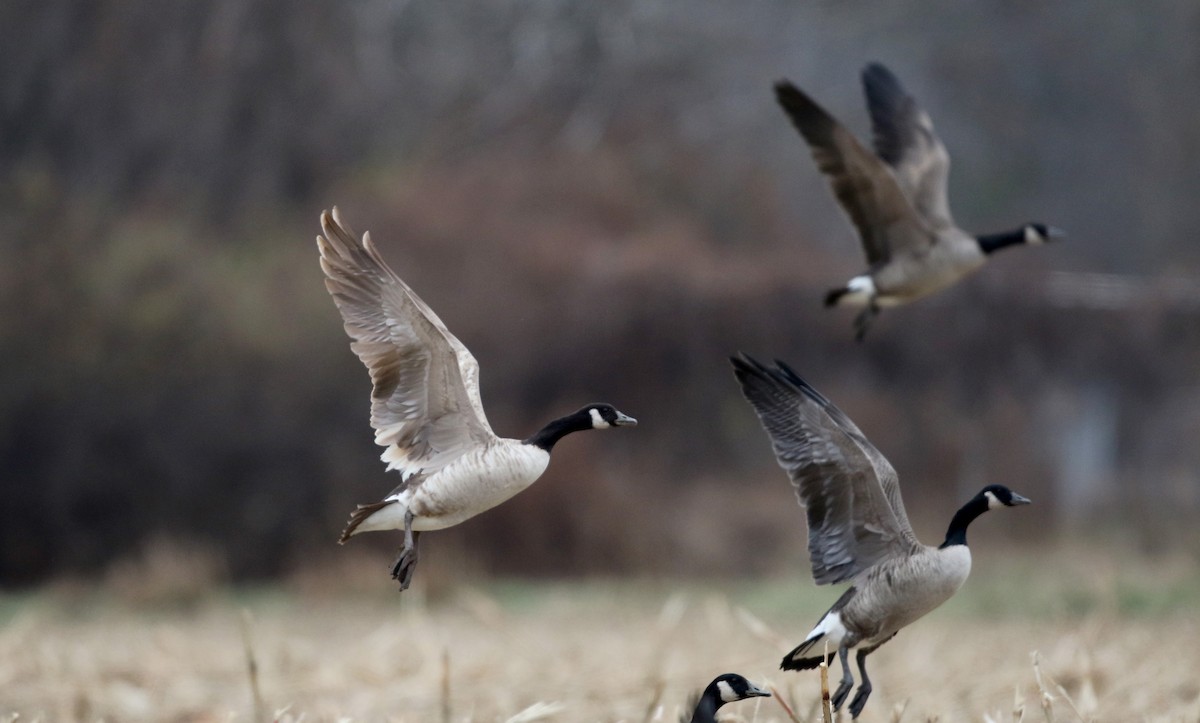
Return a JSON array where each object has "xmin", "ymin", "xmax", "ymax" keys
[
  {"xmin": 717, "ymin": 680, "xmax": 738, "ymax": 703},
  {"xmin": 589, "ymin": 408, "xmax": 610, "ymax": 429},
  {"xmin": 1024, "ymin": 226, "xmax": 1044, "ymax": 244},
  {"xmin": 985, "ymin": 490, "xmax": 1002, "ymax": 509}
]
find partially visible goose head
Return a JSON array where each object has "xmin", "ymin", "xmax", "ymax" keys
[
  {"xmin": 979, "ymin": 223, "xmax": 1065, "ymax": 254},
  {"xmin": 524, "ymin": 403, "xmax": 637, "ymax": 451},
  {"xmin": 980, "ymin": 484, "xmax": 1032, "ymax": 509},
  {"xmin": 1022, "ymin": 223, "xmax": 1066, "ymax": 246},
  {"xmin": 686, "ymin": 674, "xmax": 771, "ymax": 723}
]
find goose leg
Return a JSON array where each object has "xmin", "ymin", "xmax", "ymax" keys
[
  {"xmin": 390, "ymin": 510, "xmax": 421, "ymax": 591},
  {"xmin": 847, "ymin": 648, "xmax": 874, "ymax": 718},
  {"xmin": 830, "ymin": 646, "xmax": 855, "ymax": 711},
  {"xmin": 853, "ymin": 301, "xmax": 880, "ymax": 342}
]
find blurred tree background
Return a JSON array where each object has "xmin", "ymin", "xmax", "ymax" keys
[{"xmin": 4, "ymin": 0, "xmax": 1200, "ymax": 586}]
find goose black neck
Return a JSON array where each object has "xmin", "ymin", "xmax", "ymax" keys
[
  {"xmin": 689, "ymin": 693, "xmax": 722, "ymax": 723},
  {"xmin": 523, "ymin": 412, "xmax": 591, "ymax": 452},
  {"xmin": 976, "ymin": 227, "xmax": 1028, "ymax": 255},
  {"xmin": 939, "ymin": 495, "xmax": 989, "ymax": 548}
]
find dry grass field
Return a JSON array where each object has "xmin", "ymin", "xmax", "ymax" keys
[{"xmin": 3, "ymin": 546, "xmax": 1200, "ymax": 722}]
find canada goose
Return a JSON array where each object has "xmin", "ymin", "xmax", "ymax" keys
[
  {"xmin": 774, "ymin": 63, "xmax": 1063, "ymax": 339},
  {"xmin": 317, "ymin": 208, "xmax": 636, "ymax": 590},
  {"xmin": 730, "ymin": 354, "xmax": 1030, "ymax": 718},
  {"xmin": 683, "ymin": 673, "xmax": 771, "ymax": 723}
]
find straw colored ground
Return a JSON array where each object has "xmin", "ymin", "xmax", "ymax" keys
[{"xmin": 3, "ymin": 546, "xmax": 1200, "ymax": 722}]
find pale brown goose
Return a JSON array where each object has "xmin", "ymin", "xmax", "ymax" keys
[
  {"xmin": 775, "ymin": 63, "xmax": 1062, "ymax": 339},
  {"xmin": 317, "ymin": 208, "xmax": 636, "ymax": 590},
  {"xmin": 730, "ymin": 354, "xmax": 1030, "ymax": 718}
]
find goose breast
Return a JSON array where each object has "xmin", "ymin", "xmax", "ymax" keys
[{"xmin": 405, "ymin": 441, "xmax": 552, "ymax": 530}]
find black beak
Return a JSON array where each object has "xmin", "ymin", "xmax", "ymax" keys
[{"xmin": 745, "ymin": 683, "xmax": 771, "ymax": 698}]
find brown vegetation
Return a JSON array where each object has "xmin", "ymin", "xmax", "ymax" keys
[
  {"xmin": 4, "ymin": 547, "xmax": 1200, "ymax": 720},
  {"xmin": 5, "ymin": 1, "xmax": 1200, "ymax": 585}
]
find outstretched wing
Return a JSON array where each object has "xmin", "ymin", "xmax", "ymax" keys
[
  {"xmin": 317, "ymin": 207, "xmax": 495, "ymax": 479},
  {"xmin": 775, "ymin": 79, "xmax": 933, "ymax": 265},
  {"xmin": 862, "ymin": 62, "xmax": 954, "ymax": 231},
  {"xmin": 731, "ymin": 354, "xmax": 921, "ymax": 584}
]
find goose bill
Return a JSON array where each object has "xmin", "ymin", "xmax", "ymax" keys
[{"xmin": 614, "ymin": 412, "xmax": 638, "ymax": 427}]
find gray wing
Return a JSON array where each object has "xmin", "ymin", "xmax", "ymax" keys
[
  {"xmin": 731, "ymin": 354, "xmax": 921, "ymax": 584},
  {"xmin": 317, "ymin": 208, "xmax": 495, "ymax": 479},
  {"xmin": 775, "ymin": 80, "xmax": 934, "ymax": 265},
  {"xmin": 862, "ymin": 63, "xmax": 955, "ymax": 231}
]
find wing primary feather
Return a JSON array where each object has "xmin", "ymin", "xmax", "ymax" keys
[
  {"xmin": 860, "ymin": 63, "xmax": 955, "ymax": 229},
  {"xmin": 731, "ymin": 353, "xmax": 920, "ymax": 584},
  {"xmin": 861, "ymin": 62, "xmax": 915, "ymax": 167}
]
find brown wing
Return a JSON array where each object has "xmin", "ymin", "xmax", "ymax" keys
[{"xmin": 775, "ymin": 79, "xmax": 934, "ymax": 265}]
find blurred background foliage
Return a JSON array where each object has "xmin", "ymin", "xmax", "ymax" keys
[{"xmin": 4, "ymin": 0, "xmax": 1200, "ymax": 586}]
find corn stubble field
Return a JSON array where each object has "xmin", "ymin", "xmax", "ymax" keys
[{"xmin": 3, "ymin": 548, "xmax": 1200, "ymax": 722}]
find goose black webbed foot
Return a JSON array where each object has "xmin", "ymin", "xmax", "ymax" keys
[
  {"xmin": 847, "ymin": 644, "xmax": 877, "ymax": 718},
  {"xmin": 831, "ymin": 679, "xmax": 853, "ymax": 711},
  {"xmin": 390, "ymin": 542, "xmax": 419, "ymax": 590},
  {"xmin": 390, "ymin": 510, "xmax": 421, "ymax": 591},
  {"xmin": 853, "ymin": 303, "xmax": 879, "ymax": 342},
  {"xmin": 848, "ymin": 683, "xmax": 872, "ymax": 718}
]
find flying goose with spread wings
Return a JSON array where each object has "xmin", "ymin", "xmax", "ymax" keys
[
  {"xmin": 775, "ymin": 63, "xmax": 1062, "ymax": 339},
  {"xmin": 317, "ymin": 208, "xmax": 636, "ymax": 590}
]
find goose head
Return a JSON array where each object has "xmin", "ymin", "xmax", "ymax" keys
[
  {"xmin": 688, "ymin": 674, "xmax": 770, "ymax": 723},
  {"xmin": 980, "ymin": 484, "xmax": 1032, "ymax": 510},
  {"xmin": 706, "ymin": 673, "xmax": 771, "ymax": 703},
  {"xmin": 581, "ymin": 403, "xmax": 638, "ymax": 429},
  {"xmin": 1023, "ymin": 223, "xmax": 1066, "ymax": 245}
]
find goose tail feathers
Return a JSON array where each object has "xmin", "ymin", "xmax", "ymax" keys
[
  {"xmin": 338, "ymin": 500, "xmax": 395, "ymax": 544},
  {"xmin": 780, "ymin": 634, "xmax": 836, "ymax": 671},
  {"xmin": 824, "ymin": 287, "xmax": 850, "ymax": 307}
]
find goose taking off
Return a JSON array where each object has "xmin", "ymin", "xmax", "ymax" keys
[
  {"xmin": 683, "ymin": 673, "xmax": 771, "ymax": 723},
  {"xmin": 730, "ymin": 354, "xmax": 1030, "ymax": 718},
  {"xmin": 774, "ymin": 63, "xmax": 1063, "ymax": 339},
  {"xmin": 317, "ymin": 208, "xmax": 636, "ymax": 590}
]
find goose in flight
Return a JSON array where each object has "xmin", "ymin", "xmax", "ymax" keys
[
  {"xmin": 317, "ymin": 208, "xmax": 636, "ymax": 590},
  {"xmin": 774, "ymin": 63, "xmax": 1062, "ymax": 339},
  {"xmin": 731, "ymin": 354, "xmax": 1030, "ymax": 718}
]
